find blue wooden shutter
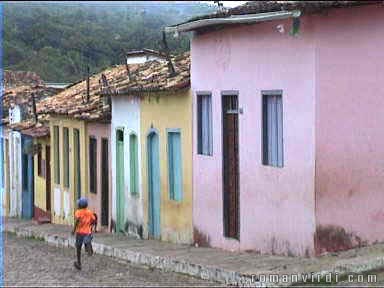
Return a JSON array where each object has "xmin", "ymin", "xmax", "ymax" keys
[{"xmin": 168, "ymin": 131, "xmax": 183, "ymax": 201}]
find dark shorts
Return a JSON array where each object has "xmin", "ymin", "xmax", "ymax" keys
[{"xmin": 76, "ymin": 233, "xmax": 93, "ymax": 248}]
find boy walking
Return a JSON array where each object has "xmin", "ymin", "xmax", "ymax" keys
[{"xmin": 72, "ymin": 197, "xmax": 96, "ymax": 270}]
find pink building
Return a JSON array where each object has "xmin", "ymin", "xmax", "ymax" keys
[{"xmin": 167, "ymin": 1, "xmax": 384, "ymax": 256}]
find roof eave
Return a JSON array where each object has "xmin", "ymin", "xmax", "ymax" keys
[{"xmin": 165, "ymin": 10, "xmax": 301, "ymax": 33}]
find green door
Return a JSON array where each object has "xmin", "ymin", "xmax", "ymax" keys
[{"xmin": 116, "ymin": 129, "xmax": 125, "ymax": 233}]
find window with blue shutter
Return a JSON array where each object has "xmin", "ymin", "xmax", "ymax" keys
[
  {"xmin": 168, "ymin": 130, "xmax": 183, "ymax": 201},
  {"xmin": 262, "ymin": 91, "xmax": 284, "ymax": 167}
]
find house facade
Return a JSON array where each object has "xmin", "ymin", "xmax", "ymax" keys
[
  {"xmin": 108, "ymin": 53, "xmax": 193, "ymax": 243},
  {"xmin": 87, "ymin": 122, "xmax": 111, "ymax": 231},
  {"xmin": 111, "ymin": 95, "xmax": 143, "ymax": 236},
  {"xmin": 167, "ymin": 1, "xmax": 384, "ymax": 256},
  {"xmin": 126, "ymin": 49, "xmax": 167, "ymax": 65},
  {"xmin": 30, "ymin": 129, "xmax": 52, "ymax": 223},
  {"xmin": 140, "ymin": 88, "xmax": 193, "ymax": 244},
  {"xmin": 37, "ymin": 66, "xmax": 123, "ymax": 228},
  {"xmin": 48, "ymin": 116, "xmax": 88, "ymax": 225},
  {"xmin": 2, "ymin": 73, "xmax": 60, "ymax": 219}
]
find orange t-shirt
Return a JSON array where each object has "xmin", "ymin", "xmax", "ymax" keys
[{"xmin": 75, "ymin": 208, "xmax": 96, "ymax": 235}]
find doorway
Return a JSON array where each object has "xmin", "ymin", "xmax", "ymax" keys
[
  {"xmin": 222, "ymin": 93, "xmax": 240, "ymax": 239},
  {"xmin": 73, "ymin": 129, "xmax": 81, "ymax": 201},
  {"xmin": 21, "ymin": 136, "xmax": 34, "ymax": 219},
  {"xmin": 147, "ymin": 131, "xmax": 161, "ymax": 239},
  {"xmin": 46, "ymin": 145, "xmax": 51, "ymax": 212},
  {"xmin": 101, "ymin": 138, "xmax": 109, "ymax": 227},
  {"xmin": 116, "ymin": 129, "xmax": 125, "ymax": 233}
]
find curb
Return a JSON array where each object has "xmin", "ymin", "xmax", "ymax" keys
[{"xmin": 5, "ymin": 224, "xmax": 384, "ymax": 287}]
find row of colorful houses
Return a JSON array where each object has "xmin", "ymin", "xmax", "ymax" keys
[{"xmin": 2, "ymin": 1, "xmax": 384, "ymax": 257}]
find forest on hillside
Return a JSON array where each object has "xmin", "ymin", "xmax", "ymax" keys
[{"xmin": 4, "ymin": 1, "xmax": 216, "ymax": 82}]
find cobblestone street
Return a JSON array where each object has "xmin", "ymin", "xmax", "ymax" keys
[{"xmin": 4, "ymin": 233, "xmax": 218, "ymax": 287}]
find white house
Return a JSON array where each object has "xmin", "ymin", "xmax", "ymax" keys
[
  {"xmin": 7, "ymin": 105, "xmax": 22, "ymax": 217},
  {"xmin": 126, "ymin": 49, "xmax": 167, "ymax": 65}
]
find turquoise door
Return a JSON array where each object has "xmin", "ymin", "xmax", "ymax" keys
[
  {"xmin": 21, "ymin": 136, "xmax": 34, "ymax": 219},
  {"xmin": 147, "ymin": 132, "xmax": 161, "ymax": 239},
  {"xmin": 116, "ymin": 129, "xmax": 125, "ymax": 233}
]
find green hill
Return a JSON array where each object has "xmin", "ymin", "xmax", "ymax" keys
[{"xmin": 4, "ymin": 1, "xmax": 216, "ymax": 82}]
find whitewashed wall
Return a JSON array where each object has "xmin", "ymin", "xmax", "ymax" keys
[
  {"xmin": 111, "ymin": 95, "xmax": 143, "ymax": 238},
  {"xmin": 8, "ymin": 131, "xmax": 22, "ymax": 217},
  {"xmin": 126, "ymin": 55, "xmax": 165, "ymax": 65}
]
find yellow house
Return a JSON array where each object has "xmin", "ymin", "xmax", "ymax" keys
[
  {"xmin": 109, "ymin": 53, "xmax": 193, "ymax": 244},
  {"xmin": 19, "ymin": 125, "xmax": 53, "ymax": 223},
  {"xmin": 37, "ymin": 66, "xmax": 125, "ymax": 227},
  {"xmin": 140, "ymin": 89, "xmax": 192, "ymax": 244},
  {"xmin": 48, "ymin": 117, "xmax": 88, "ymax": 225}
]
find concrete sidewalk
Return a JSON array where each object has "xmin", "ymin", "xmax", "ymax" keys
[{"xmin": 4, "ymin": 217, "xmax": 384, "ymax": 287}]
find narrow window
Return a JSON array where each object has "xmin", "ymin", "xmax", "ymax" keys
[
  {"xmin": 197, "ymin": 93, "xmax": 213, "ymax": 155},
  {"xmin": 53, "ymin": 125, "xmax": 60, "ymax": 184},
  {"xmin": 168, "ymin": 130, "xmax": 183, "ymax": 201},
  {"xmin": 262, "ymin": 91, "xmax": 284, "ymax": 167},
  {"xmin": 129, "ymin": 134, "xmax": 139, "ymax": 196},
  {"xmin": 63, "ymin": 127, "xmax": 69, "ymax": 188},
  {"xmin": 89, "ymin": 137, "xmax": 97, "ymax": 194}
]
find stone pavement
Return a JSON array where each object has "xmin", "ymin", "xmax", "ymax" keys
[
  {"xmin": 5, "ymin": 233, "xmax": 218, "ymax": 287},
  {"xmin": 4, "ymin": 217, "xmax": 384, "ymax": 287}
]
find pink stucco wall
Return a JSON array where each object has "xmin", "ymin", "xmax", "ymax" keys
[
  {"xmin": 314, "ymin": 4, "xmax": 384, "ymax": 253},
  {"xmin": 87, "ymin": 122, "xmax": 112, "ymax": 231},
  {"xmin": 191, "ymin": 17, "xmax": 317, "ymax": 256},
  {"xmin": 192, "ymin": 3, "xmax": 384, "ymax": 256}
]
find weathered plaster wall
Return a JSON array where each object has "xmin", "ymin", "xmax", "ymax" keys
[
  {"xmin": 191, "ymin": 17, "xmax": 316, "ymax": 255},
  {"xmin": 87, "ymin": 122, "xmax": 112, "ymax": 231},
  {"xmin": 111, "ymin": 96, "xmax": 144, "ymax": 237},
  {"xmin": 314, "ymin": 4, "xmax": 384, "ymax": 253},
  {"xmin": 34, "ymin": 137, "xmax": 49, "ymax": 212},
  {"xmin": 2, "ymin": 132, "xmax": 10, "ymax": 217},
  {"xmin": 50, "ymin": 116, "xmax": 88, "ymax": 225},
  {"xmin": 9, "ymin": 130, "xmax": 22, "ymax": 217},
  {"xmin": 140, "ymin": 90, "xmax": 193, "ymax": 244}
]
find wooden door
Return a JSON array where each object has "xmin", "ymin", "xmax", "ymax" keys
[
  {"xmin": 101, "ymin": 138, "xmax": 109, "ymax": 227},
  {"xmin": 116, "ymin": 130, "xmax": 125, "ymax": 233},
  {"xmin": 46, "ymin": 145, "xmax": 51, "ymax": 211},
  {"xmin": 147, "ymin": 132, "xmax": 161, "ymax": 239},
  {"xmin": 222, "ymin": 94, "xmax": 240, "ymax": 239}
]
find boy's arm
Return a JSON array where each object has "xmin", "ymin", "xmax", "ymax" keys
[
  {"xmin": 72, "ymin": 218, "xmax": 79, "ymax": 235},
  {"xmin": 92, "ymin": 213, "xmax": 97, "ymax": 233}
]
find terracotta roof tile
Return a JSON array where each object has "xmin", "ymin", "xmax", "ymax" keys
[
  {"xmin": 2, "ymin": 80, "xmax": 62, "ymax": 128},
  {"xmin": 180, "ymin": 1, "xmax": 382, "ymax": 25},
  {"xmin": 37, "ymin": 65, "xmax": 129, "ymax": 122},
  {"xmin": 10, "ymin": 121, "xmax": 50, "ymax": 138},
  {"xmin": 37, "ymin": 52, "xmax": 190, "ymax": 121},
  {"xmin": 110, "ymin": 52, "xmax": 190, "ymax": 96}
]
